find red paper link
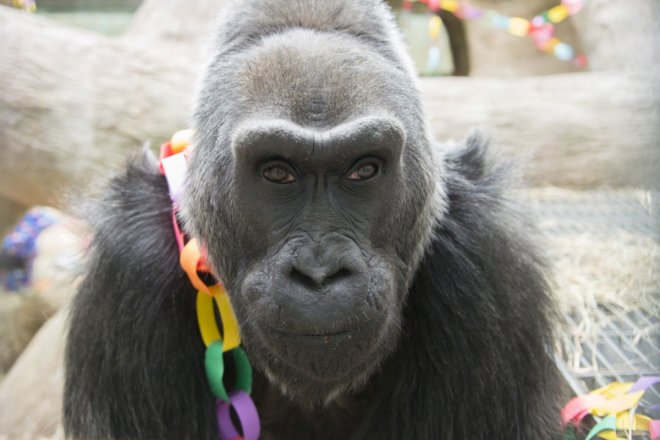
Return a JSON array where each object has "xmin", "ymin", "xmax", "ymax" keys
[{"xmin": 159, "ymin": 142, "xmax": 174, "ymax": 174}]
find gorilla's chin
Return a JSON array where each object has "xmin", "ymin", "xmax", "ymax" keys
[
  {"xmin": 238, "ymin": 284, "xmax": 398, "ymax": 404},
  {"xmin": 255, "ymin": 318, "xmax": 392, "ymax": 405},
  {"xmin": 265, "ymin": 318, "xmax": 385, "ymax": 381},
  {"xmin": 235, "ymin": 250, "xmax": 402, "ymax": 403}
]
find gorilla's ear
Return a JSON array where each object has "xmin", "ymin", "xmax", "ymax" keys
[
  {"xmin": 443, "ymin": 130, "xmax": 523, "ymax": 196},
  {"xmin": 444, "ymin": 131, "xmax": 493, "ymax": 182}
]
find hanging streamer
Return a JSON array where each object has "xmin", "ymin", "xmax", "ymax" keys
[
  {"xmin": 160, "ymin": 131, "xmax": 261, "ymax": 440},
  {"xmin": 410, "ymin": 0, "xmax": 588, "ymax": 67}
]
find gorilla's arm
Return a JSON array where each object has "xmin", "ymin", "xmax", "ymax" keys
[{"xmin": 63, "ymin": 152, "xmax": 217, "ymax": 439}]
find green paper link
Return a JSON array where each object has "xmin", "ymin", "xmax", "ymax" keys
[
  {"xmin": 585, "ymin": 415, "xmax": 616, "ymax": 440},
  {"xmin": 205, "ymin": 341, "xmax": 254, "ymax": 402},
  {"xmin": 205, "ymin": 340, "xmax": 229, "ymax": 401},
  {"xmin": 231, "ymin": 347, "xmax": 253, "ymax": 395},
  {"xmin": 563, "ymin": 426, "xmax": 577, "ymax": 440}
]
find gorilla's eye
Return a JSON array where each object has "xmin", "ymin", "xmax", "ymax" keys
[
  {"xmin": 263, "ymin": 164, "xmax": 296, "ymax": 184},
  {"xmin": 348, "ymin": 161, "xmax": 380, "ymax": 181}
]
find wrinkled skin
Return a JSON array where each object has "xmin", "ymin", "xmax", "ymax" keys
[
  {"xmin": 184, "ymin": 3, "xmax": 439, "ymax": 405},
  {"xmin": 64, "ymin": 1, "xmax": 564, "ymax": 439}
]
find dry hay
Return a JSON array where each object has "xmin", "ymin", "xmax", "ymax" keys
[
  {"xmin": 520, "ymin": 187, "xmax": 659, "ymax": 389},
  {"xmin": 549, "ymin": 230, "xmax": 658, "ymax": 321}
]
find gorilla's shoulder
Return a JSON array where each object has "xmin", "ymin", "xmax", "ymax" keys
[{"xmin": 84, "ymin": 149, "xmax": 176, "ymax": 272}]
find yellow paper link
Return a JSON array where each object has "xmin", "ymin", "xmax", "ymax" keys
[
  {"xmin": 442, "ymin": 0, "xmax": 459, "ymax": 13},
  {"xmin": 197, "ymin": 291, "xmax": 221, "ymax": 346},
  {"xmin": 547, "ymin": 4, "xmax": 570, "ymax": 23},
  {"xmin": 590, "ymin": 391, "xmax": 644, "ymax": 417},
  {"xmin": 210, "ymin": 284, "xmax": 241, "ymax": 351},
  {"xmin": 196, "ymin": 286, "xmax": 241, "ymax": 350},
  {"xmin": 592, "ymin": 382, "xmax": 633, "ymax": 399},
  {"xmin": 616, "ymin": 412, "xmax": 652, "ymax": 432},
  {"xmin": 428, "ymin": 15, "xmax": 443, "ymax": 39},
  {"xmin": 594, "ymin": 431, "xmax": 617, "ymax": 440},
  {"xmin": 507, "ymin": 17, "xmax": 530, "ymax": 37}
]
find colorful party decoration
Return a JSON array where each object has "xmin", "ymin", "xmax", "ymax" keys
[
  {"xmin": 160, "ymin": 131, "xmax": 261, "ymax": 440},
  {"xmin": 1, "ymin": 207, "xmax": 59, "ymax": 291},
  {"xmin": 405, "ymin": 0, "xmax": 588, "ymax": 67},
  {"xmin": 561, "ymin": 377, "xmax": 660, "ymax": 440},
  {"xmin": 11, "ymin": 0, "xmax": 36, "ymax": 12}
]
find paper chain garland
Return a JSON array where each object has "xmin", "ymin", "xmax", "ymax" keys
[
  {"xmin": 0, "ymin": 207, "xmax": 59, "ymax": 291},
  {"xmin": 11, "ymin": 0, "xmax": 36, "ymax": 12},
  {"xmin": 160, "ymin": 129, "xmax": 261, "ymax": 440},
  {"xmin": 404, "ymin": 0, "xmax": 588, "ymax": 67},
  {"xmin": 561, "ymin": 376, "xmax": 660, "ymax": 440}
]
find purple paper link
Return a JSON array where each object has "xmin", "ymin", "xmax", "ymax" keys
[
  {"xmin": 217, "ymin": 400, "xmax": 239, "ymax": 440},
  {"xmin": 629, "ymin": 376, "xmax": 660, "ymax": 393},
  {"xmin": 646, "ymin": 403, "xmax": 660, "ymax": 411},
  {"xmin": 217, "ymin": 391, "xmax": 261, "ymax": 440},
  {"xmin": 461, "ymin": 3, "xmax": 483, "ymax": 20}
]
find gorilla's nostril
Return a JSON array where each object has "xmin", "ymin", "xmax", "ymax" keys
[
  {"xmin": 289, "ymin": 266, "xmax": 352, "ymax": 289},
  {"xmin": 324, "ymin": 268, "xmax": 351, "ymax": 286},
  {"xmin": 289, "ymin": 266, "xmax": 319, "ymax": 289}
]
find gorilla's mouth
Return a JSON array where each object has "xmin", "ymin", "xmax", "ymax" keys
[
  {"xmin": 260, "ymin": 322, "xmax": 382, "ymax": 381},
  {"xmin": 271, "ymin": 328, "xmax": 353, "ymax": 338},
  {"xmin": 237, "ymin": 251, "xmax": 400, "ymax": 389}
]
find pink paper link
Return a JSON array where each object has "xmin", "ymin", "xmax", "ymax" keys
[
  {"xmin": 171, "ymin": 212, "xmax": 185, "ymax": 253},
  {"xmin": 427, "ymin": 0, "xmax": 440, "ymax": 11},
  {"xmin": 561, "ymin": 394, "xmax": 607, "ymax": 425},
  {"xmin": 650, "ymin": 420, "xmax": 660, "ymax": 440}
]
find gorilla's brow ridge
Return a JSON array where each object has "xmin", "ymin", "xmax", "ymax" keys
[{"xmin": 231, "ymin": 116, "xmax": 406, "ymax": 162}]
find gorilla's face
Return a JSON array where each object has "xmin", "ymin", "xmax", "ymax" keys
[
  {"xmin": 185, "ymin": 29, "xmax": 438, "ymax": 404},
  {"xmin": 233, "ymin": 115, "xmax": 406, "ymax": 397}
]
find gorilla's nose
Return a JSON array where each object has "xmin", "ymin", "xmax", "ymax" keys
[
  {"xmin": 289, "ymin": 263, "xmax": 352, "ymax": 290},
  {"xmin": 272, "ymin": 236, "xmax": 368, "ymax": 334}
]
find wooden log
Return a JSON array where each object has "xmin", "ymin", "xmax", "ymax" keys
[
  {"xmin": 421, "ymin": 73, "xmax": 660, "ymax": 188},
  {"xmin": 0, "ymin": 6, "xmax": 201, "ymax": 207},
  {"xmin": 0, "ymin": 2, "xmax": 658, "ymax": 212},
  {"xmin": 0, "ymin": 310, "xmax": 66, "ymax": 438}
]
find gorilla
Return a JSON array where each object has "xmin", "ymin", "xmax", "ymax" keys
[{"xmin": 64, "ymin": 0, "xmax": 563, "ymax": 439}]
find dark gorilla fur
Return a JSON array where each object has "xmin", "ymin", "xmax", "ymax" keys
[{"xmin": 65, "ymin": 1, "xmax": 563, "ymax": 439}]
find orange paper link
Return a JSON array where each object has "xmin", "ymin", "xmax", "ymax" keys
[
  {"xmin": 180, "ymin": 239, "xmax": 212, "ymax": 295},
  {"xmin": 170, "ymin": 129, "xmax": 194, "ymax": 154}
]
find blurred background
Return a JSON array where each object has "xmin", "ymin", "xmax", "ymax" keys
[{"xmin": 0, "ymin": 0, "xmax": 658, "ymax": 438}]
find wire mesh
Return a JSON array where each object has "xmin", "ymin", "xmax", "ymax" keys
[{"xmin": 522, "ymin": 189, "xmax": 659, "ymax": 405}]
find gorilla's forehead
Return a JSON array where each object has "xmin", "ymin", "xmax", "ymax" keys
[{"xmin": 231, "ymin": 28, "xmax": 413, "ymax": 127}]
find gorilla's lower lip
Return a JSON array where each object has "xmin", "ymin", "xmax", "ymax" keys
[{"xmin": 270, "ymin": 328, "xmax": 353, "ymax": 338}]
